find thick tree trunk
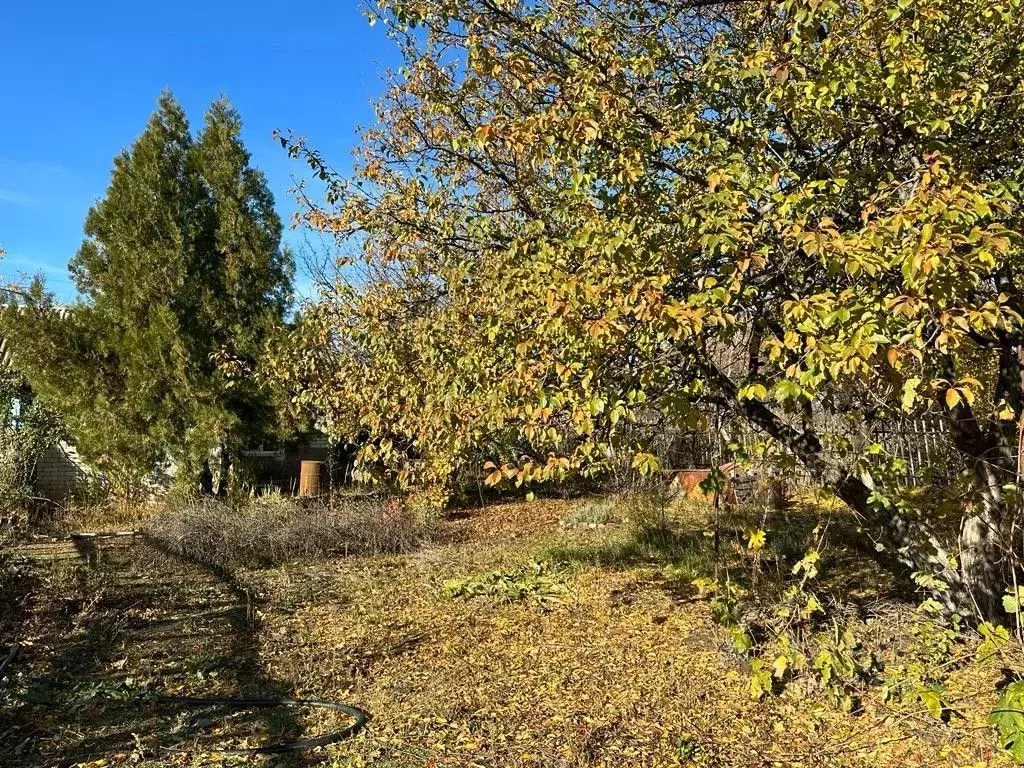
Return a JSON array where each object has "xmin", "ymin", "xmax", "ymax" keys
[
  {"xmin": 959, "ymin": 498, "xmax": 1004, "ymax": 620},
  {"xmin": 199, "ymin": 459, "xmax": 214, "ymax": 496},
  {"xmin": 831, "ymin": 468, "xmax": 970, "ymax": 615},
  {"xmin": 949, "ymin": 415, "xmax": 1013, "ymax": 621},
  {"xmin": 215, "ymin": 446, "xmax": 231, "ymax": 498},
  {"xmin": 699, "ymin": 351, "xmax": 1024, "ymax": 618},
  {"xmin": 942, "ymin": 342, "xmax": 1022, "ymax": 619},
  {"xmin": 700, "ymin": 324, "xmax": 1024, "ymax": 619},
  {"xmin": 700, "ymin": 360, "xmax": 971, "ymax": 614}
]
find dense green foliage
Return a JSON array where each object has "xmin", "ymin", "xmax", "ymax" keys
[
  {"xmin": 2, "ymin": 93, "xmax": 293, "ymax": 492},
  {"xmin": 0, "ymin": 368, "xmax": 65, "ymax": 520},
  {"xmin": 279, "ymin": 0, "xmax": 1024, "ymax": 615}
]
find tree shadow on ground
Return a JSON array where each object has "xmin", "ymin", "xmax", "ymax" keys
[
  {"xmin": 0, "ymin": 537, "xmax": 332, "ymax": 767},
  {"xmin": 541, "ymin": 504, "xmax": 918, "ymax": 610},
  {"xmin": 544, "ymin": 526, "xmax": 715, "ymax": 576}
]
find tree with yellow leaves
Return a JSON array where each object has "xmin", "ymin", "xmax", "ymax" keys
[{"xmin": 280, "ymin": 0, "xmax": 1024, "ymax": 617}]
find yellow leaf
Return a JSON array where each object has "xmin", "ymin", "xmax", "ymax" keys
[
  {"xmin": 945, "ymin": 388, "xmax": 961, "ymax": 409},
  {"xmin": 772, "ymin": 655, "xmax": 789, "ymax": 679},
  {"xmin": 960, "ymin": 386, "xmax": 976, "ymax": 406},
  {"xmin": 746, "ymin": 528, "xmax": 766, "ymax": 551}
]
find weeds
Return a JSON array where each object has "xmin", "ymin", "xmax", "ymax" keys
[
  {"xmin": 443, "ymin": 560, "xmax": 567, "ymax": 610},
  {"xmin": 993, "ymin": 679, "xmax": 1024, "ymax": 762},
  {"xmin": 47, "ymin": 494, "xmax": 152, "ymax": 535},
  {"xmin": 619, "ymin": 484, "xmax": 672, "ymax": 535},
  {"xmin": 4, "ymin": 495, "xmax": 1017, "ymax": 767},
  {"xmin": 543, "ymin": 491, "xmax": 715, "ymax": 577},
  {"xmin": 561, "ymin": 500, "xmax": 617, "ymax": 528}
]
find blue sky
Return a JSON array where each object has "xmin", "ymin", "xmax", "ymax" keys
[{"xmin": 0, "ymin": 0, "xmax": 398, "ymax": 300}]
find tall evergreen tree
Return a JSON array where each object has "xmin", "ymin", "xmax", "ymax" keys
[
  {"xmin": 1, "ymin": 92, "xmax": 293, "ymax": 493},
  {"xmin": 192, "ymin": 98, "xmax": 294, "ymax": 491}
]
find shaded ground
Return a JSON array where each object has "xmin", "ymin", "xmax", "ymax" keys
[
  {"xmin": 0, "ymin": 535, "xmax": 350, "ymax": 767},
  {"xmin": 1, "ymin": 497, "xmax": 1021, "ymax": 766}
]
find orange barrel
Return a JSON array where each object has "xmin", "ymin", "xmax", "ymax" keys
[{"xmin": 298, "ymin": 460, "xmax": 323, "ymax": 497}]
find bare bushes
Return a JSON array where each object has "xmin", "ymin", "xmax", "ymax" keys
[{"xmin": 143, "ymin": 492, "xmax": 424, "ymax": 569}]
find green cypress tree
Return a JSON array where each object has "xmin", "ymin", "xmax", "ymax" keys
[
  {"xmin": 1, "ymin": 92, "xmax": 293, "ymax": 494},
  {"xmin": 192, "ymin": 98, "xmax": 294, "ymax": 492}
]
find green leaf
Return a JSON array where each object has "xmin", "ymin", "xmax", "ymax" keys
[
  {"xmin": 630, "ymin": 452, "xmax": 661, "ymax": 476},
  {"xmin": 918, "ymin": 686, "xmax": 945, "ymax": 719},
  {"xmin": 991, "ymin": 681, "xmax": 1024, "ymax": 763},
  {"xmin": 979, "ymin": 621, "xmax": 1011, "ymax": 659},
  {"xmin": 774, "ymin": 379, "xmax": 802, "ymax": 402},
  {"xmin": 730, "ymin": 629, "xmax": 753, "ymax": 654},
  {"xmin": 1004, "ymin": 593, "xmax": 1021, "ymax": 615},
  {"xmin": 738, "ymin": 383, "xmax": 768, "ymax": 401},
  {"xmin": 749, "ymin": 658, "xmax": 772, "ymax": 700}
]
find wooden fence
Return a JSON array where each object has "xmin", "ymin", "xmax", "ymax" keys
[{"xmin": 649, "ymin": 410, "xmax": 962, "ymax": 488}]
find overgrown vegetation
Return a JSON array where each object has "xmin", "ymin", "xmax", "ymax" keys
[
  {"xmin": 275, "ymin": 0, "xmax": 1024, "ymax": 618},
  {"xmin": 5, "ymin": 495, "xmax": 1023, "ymax": 766},
  {"xmin": 0, "ymin": 368, "xmax": 64, "ymax": 528},
  {"xmin": 443, "ymin": 559, "xmax": 567, "ymax": 610},
  {"xmin": 6, "ymin": 0, "xmax": 1024, "ymax": 764},
  {"xmin": 0, "ymin": 93, "xmax": 295, "ymax": 494},
  {"xmin": 561, "ymin": 499, "xmax": 617, "ymax": 528},
  {"xmin": 144, "ymin": 492, "xmax": 425, "ymax": 568}
]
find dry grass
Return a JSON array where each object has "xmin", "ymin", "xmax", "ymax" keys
[
  {"xmin": 143, "ymin": 492, "xmax": 425, "ymax": 568},
  {"xmin": 3, "ymin": 494, "xmax": 1022, "ymax": 767},
  {"xmin": 245, "ymin": 497, "xmax": 1019, "ymax": 768},
  {"xmin": 37, "ymin": 495, "xmax": 156, "ymax": 536}
]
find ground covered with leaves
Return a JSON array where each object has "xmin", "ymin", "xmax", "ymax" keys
[{"xmin": 2, "ymin": 496, "xmax": 1022, "ymax": 767}]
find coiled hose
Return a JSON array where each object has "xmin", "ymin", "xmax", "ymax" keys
[
  {"xmin": 154, "ymin": 696, "xmax": 370, "ymax": 754},
  {"xmin": 7, "ymin": 532, "xmax": 372, "ymax": 756}
]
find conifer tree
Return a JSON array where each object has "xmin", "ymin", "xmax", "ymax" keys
[
  {"xmin": 1, "ymin": 92, "xmax": 293, "ymax": 492},
  {"xmin": 192, "ymin": 98, "xmax": 294, "ymax": 492}
]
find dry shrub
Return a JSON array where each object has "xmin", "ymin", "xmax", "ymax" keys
[
  {"xmin": 143, "ymin": 492, "xmax": 424, "ymax": 568},
  {"xmin": 47, "ymin": 496, "xmax": 154, "ymax": 536}
]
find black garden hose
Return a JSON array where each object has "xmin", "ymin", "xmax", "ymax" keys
[
  {"xmin": 6, "ymin": 651, "xmax": 371, "ymax": 758},
  {"xmin": 153, "ymin": 695, "xmax": 370, "ymax": 754},
  {"xmin": 10, "ymin": 533, "xmax": 372, "ymax": 756}
]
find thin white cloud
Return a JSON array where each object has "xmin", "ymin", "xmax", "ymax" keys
[
  {"xmin": 0, "ymin": 188, "xmax": 35, "ymax": 207},
  {"xmin": 0, "ymin": 157, "xmax": 77, "ymax": 179},
  {"xmin": 0, "ymin": 157, "xmax": 86, "ymax": 211}
]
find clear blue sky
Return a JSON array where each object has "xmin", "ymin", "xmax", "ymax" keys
[{"xmin": 0, "ymin": 0, "xmax": 398, "ymax": 300}]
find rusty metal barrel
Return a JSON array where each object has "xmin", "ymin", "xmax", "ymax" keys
[{"xmin": 298, "ymin": 460, "xmax": 323, "ymax": 497}]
